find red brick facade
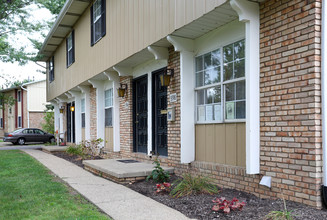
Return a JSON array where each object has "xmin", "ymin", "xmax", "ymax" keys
[
  {"xmin": 29, "ymin": 112, "xmax": 45, "ymax": 129},
  {"xmin": 90, "ymin": 87, "xmax": 97, "ymax": 139}
]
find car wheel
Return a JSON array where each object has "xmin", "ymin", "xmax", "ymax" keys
[
  {"xmin": 17, "ymin": 138, "xmax": 25, "ymax": 145},
  {"xmin": 49, "ymin": 137, "xmax": 55, "ymax": 144}
]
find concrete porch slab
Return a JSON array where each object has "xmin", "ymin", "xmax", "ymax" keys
[
  {"xmin": 83, "ymin": 158, "xmax": 174, "ymax": 180},
  {"xmin": 42, "ymin": 146, "xmax": 68, "ymax": 153}
]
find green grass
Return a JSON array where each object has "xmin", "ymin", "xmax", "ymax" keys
[{"xmin": 0, "ymin": 150, "xmax": 110, "ymax": 220}]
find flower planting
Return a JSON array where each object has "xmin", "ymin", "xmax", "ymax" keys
[{"xmin": 212, "ymin": 197, "xmax": 246, "ymax": 214}]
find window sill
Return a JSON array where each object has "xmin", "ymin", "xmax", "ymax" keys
[{"xmin": 196, "ymin": 119, "xmax": 245, "ymax": 125}]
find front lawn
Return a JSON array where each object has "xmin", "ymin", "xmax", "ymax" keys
[{"xmin": 0, "ymin": 150, "xmax": 110, "ymax": 219}]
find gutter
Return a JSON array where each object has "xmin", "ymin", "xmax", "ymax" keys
[{"xmin": 322, "ymin": 0, "xmax": 327, "ymax": 206}]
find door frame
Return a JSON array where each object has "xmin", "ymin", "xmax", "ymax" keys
[{"xmin": 133, "ymin": 75, "xmax": 148, "ymax": 153}]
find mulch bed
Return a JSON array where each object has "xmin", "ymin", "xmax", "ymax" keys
[
  {"xmin": 52, "ymin": 151, "xmax": 327, "ymax": 219},
  {"xmin": 52, "ymin": 151, "xmax": 102, "ymax": 168}
]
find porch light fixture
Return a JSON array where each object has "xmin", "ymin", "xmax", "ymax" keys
[
  {"xmin": 59, "ymin": 106, "xmax": 65, "ymax": 114},
  {"xmin": 117, "ymin": 83, "xmax": 128, "ymax": 97},
  {"xmin": 160, "ymin": 69, "xmax": 174, "ymax": 87},
  {"xmin": 70, "ymin": 106, "xmax": 75, "ymax": 112}
]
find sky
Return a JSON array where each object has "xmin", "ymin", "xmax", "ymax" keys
[{"xmin": 0, "ymin": 4, "xmax": 54, "ymax": 89}]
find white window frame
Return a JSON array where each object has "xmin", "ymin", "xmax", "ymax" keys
[
  {"xmin": 195, "ymin": 39, "xmax": 246, "ymax": 124},
  {"xmin": 67, "ymin": 32, "xmax": 74, "ymax": 67},
  {"xmin": 104, "ymin": 88, "xmax": 113, "ymax": 127},
  {"xmin": 92, "ymin": 0, "xmax": 103, "ymax": 44}
]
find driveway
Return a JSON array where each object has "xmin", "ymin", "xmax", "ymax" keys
[{"xmin": 0, "ymin": 141, "xmax": 43, "ymax": 150}]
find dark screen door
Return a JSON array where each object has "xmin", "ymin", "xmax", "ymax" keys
[
  {"xmin": 133, "ymin": 76, "xmax": 148, "ymax": 153},
  {"xmin": 152, "ymin": 69, "xmax": 168, "ymax": 156},
  {"xmin": 66, "ymin": 102, "xmax": 75, "ymax": 143}
]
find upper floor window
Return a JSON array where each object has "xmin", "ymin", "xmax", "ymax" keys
[
  {"xmin": 81, "ymin": 98, "xmax": 85, "ymax": 128},
  {"xmin": 90, "ymin": 0, "xmax": 106, "ymax": 46},
  {"xmin": 0, "ymin": 117, "xmax": 3, "ymax": 128},
  {"xmin": 104, "ymin": 89, "xmax": 113, "ymax": 127},
  {"xmin": 18, "ymin": 116, "xmax": 22, "ymax": 128},
  {"xmin": 195, "ymin": 39, "xmax": 245, "ymax": 123},
  {"xmin": 49, "ymin": 56, "xmax": 54, "ymax": 82},
  {"xmin": 17, "ymin": 90, "xmax": 21, "ymax": 102},
  {"xmin": 66, "ymin": 30, "xmax": 75, "ymax": 67}
]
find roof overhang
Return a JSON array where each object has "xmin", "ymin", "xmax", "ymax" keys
[{"xmin": 38, "ymin": 0, "xmax": 91, "ymax": 62}]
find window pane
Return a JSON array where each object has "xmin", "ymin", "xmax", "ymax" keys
[
  {"xmin": 197, "ymin": 106, "xmax": 205, "ymax": 122},
  {"xmin": 236, "ymin": 81, "xmax": 246, "ymax": 100},
  {"xmin": 206, "ymin": 88, "xmax": 214, "ymax": 104},
  {"xmin": 81, "ymin": 99, "xmax": 85, "ymax": 112},
  {"xmin": 204, "ymin": 68, "xmax": 219, "ymax": 85},
  {"xmin": 214, "ymin": 104, "xmax": 221, "ymax": 121},
  {"xmin": 195, "ymin": 56, "xmax": 203, "ymax": 72},
  {"xmin": 196, "ymin": 71, "xmax": 204, "ymax": 87},
  {"xmin": 223, "ymin": 44, "xmax": 233, "ymax": 63},
  {"xmin": 225, "ymin": 83, "xmax": 235, "ymax": 101},
  {"xmin": 225, "ymin": 102, "xmax": 235, "ymax": 119},
  {"xmin": 236, "ymin": 101, "xmax": 245, "ymax": 119},
  {"xmin": 213, "ymin": 86, "xmax": 221, "ymax": 103},
  {"xmin": 95, "ymin": 19, "xmax": 102, "ymax": 41},
  {"xmin": 81, "ymin": 113, "xmax": 85, "ymax": 128},
  {"xmin": 197, "ymin": 90, "xmax": 204, "ymax": 105},
  {"xmin": 205, "ymin": 105, "xmax": 213, "ymax": 121},
  {"xmin": 223, "ymin": 62, "xmax": 233, "ymax": 81},
  {"xmin": 204, "ymin": 53, "xmax": 211, "ymax": 69},
  {"xmin": 234, "ymin": 40, "xmax": 245, "ymax": 59},
  {"xmin": 212, "ymin": 49, "xmax": 220, "ymax": 66},
  {"xmin": 105, "ymin": 108, "xmax": 112, "ymax": 126},
  {"xmin": 234, "ymin": 59, "xmax": 245, "ymax": 79}
]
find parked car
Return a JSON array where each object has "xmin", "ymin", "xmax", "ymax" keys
[{"xmin": 3, "ymin": 128, "xmax": 55, "ymax": 145}]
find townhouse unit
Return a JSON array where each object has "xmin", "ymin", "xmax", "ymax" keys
[
  {"xmin": 0, "ymin": 80, "xmax": 48, "ymax": 137},
  {"xmin": 38, "ymin": 0, "xmax": 327, "ymax": 208}
]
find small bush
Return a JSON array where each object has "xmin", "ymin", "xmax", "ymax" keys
[
  {"xmin": 170, "ymin": 174, "xmax": 219, "ymax": 198},
  {"xmin": 146, "ymin": 157, "xmax": 170, "ymax": 183},
  {"xmin": 66, "ymin": 145, "xmax": 83, "ymax": 156}
]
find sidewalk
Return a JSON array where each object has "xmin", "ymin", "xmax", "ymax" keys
[{"xmin": 23, "ymin": 149, "xmax": 190, "ymax": 220}]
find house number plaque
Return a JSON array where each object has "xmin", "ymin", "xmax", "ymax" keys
[{"xmin": 170, "ymin": 93, "xmax": 177, "ymax": 103}]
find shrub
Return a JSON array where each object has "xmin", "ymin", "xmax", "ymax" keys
[
  {"xmin": 146, "ymin": 157, "xmax": 170, "ymax": 183},
  {"xmin": 80, "ymin": 138, "xmax": 104, "ymax": 157},
  {"xmin": 212, "ymin": 197, "xmax": 246, "ymax": 214},
  {"xmin": 170, "ymin": 174, "xmax": 219, "ymax": 198},
  {"xmin": 66, "ymin": 145, "xmax": 84, "ymax": 156}
]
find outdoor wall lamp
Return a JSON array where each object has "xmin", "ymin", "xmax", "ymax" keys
[
  {"xmin": 59, "ymin": 106, "xmax": 65, "ymax": 114},
  {"xmin": 160, "ymin": 69, "xmax": 174, "ymax": 87},
  {"xmin": 117, "ymin": 83, "xmax": 128, "ymax": 98},
  {"xmin": 70, "ymin": 106, "xmax": 75, "ymax": 112}
]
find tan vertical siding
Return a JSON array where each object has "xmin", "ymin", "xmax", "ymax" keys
[
  {"xmin": 81, "ymin": 128, "xmax": 85, "ymax": 141},
  {"xmin": 47, "ymin": 0, "xmax": 227, "ymax": 100},
  {"xmin": 195, "ymin": 123, "xmax": 245, "ymax": 167}
]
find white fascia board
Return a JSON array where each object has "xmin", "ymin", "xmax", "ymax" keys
[{"xmin": 230, "ymin": 0, "xmax": 260, "ymax": 174}]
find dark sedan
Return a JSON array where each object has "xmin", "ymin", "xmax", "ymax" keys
[{"xmin": 3, "ymin": 128, "xmax": 55, "ymax": 145}]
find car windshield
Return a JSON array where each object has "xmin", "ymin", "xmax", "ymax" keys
[{"xmin": 12, "ymin": 129, "xmax": 24, "ymax": 134}]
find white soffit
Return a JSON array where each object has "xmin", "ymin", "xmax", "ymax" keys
[{"xmin": 172, "ymin": 3, "xmax": 238, "ymax": 40}]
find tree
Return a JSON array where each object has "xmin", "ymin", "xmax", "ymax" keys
[
  {"xmin": 0, "ymin": 0, "xmax": 65, "ymax": 65},
  {"xmin": 41, "ymin": 104, "xmax": 54, "ymax": 134},
  {"xmin": 0, "ymin": 93, "xmax": 16, "ymax": 111}
]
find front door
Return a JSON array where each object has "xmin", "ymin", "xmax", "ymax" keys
[
  {"xmin": 133, "ymin": 76, "xmax": 148, "ymax": 153},
  {"xmin": 66, "ymin": 102, "xmax": 75, "ymax": 143},
  {"xmin": 152, "ymin": 69, "xmax": 168, "ymax": 156}
]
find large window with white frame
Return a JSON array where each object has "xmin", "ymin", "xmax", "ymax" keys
[
  {"xmin": 104, "ymin": 89, "xmax": 113, "ymax": 127},
  {"xmin": 195, "ymin": 39, "xmax": 245, "ymax": 123},
  {"xmin": 66, "ymin": 30, "xmax": 75, "ymax": 67},
  {"xmin": 90, "ymin": 0, "xmax": 106, "ymax": 46},
  {"xmin": 81, "ymin": 98, "xmax": 85, "ymax": 128}
]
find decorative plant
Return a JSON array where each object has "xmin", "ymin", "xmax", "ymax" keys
[
  {"xmin": 212, "ymin": 197, "xmax": 246, "ymax": 214},
  {"xmin": 155, "ymin": 182, "xmax": 171, "ymax": 194},
  {"xmin": 265, "ymin": 192, "xmax": 295, "ymax": 220},
  {"xmin": 146, "ymin": 157, "xmax": 170, "ymax": 183},
  {"xmin": 80, "ymin": 138, "xmax": 104, "ymax": 157},
  {"xmin": 170, "ymin": 174, "xmax": 219, "ymax": 198},
  {"xmin": 66, "ymin": 145, "xmax": 84, "ymax": 157}
]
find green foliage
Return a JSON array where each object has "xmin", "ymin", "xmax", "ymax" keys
[
  {"xmin": 41, "ymin": 106, "xmax": 54, "ymax": 134},
  {"xmin": 0, "ymin": 92, "xmax": 16, "ymax": 110},
  {"xmin": 265, "ymin": 194, "xmax": 295, "ymax": 220},
  {"xmin": 66, "ymin": 145, "xmax": 84, "ymax": 157},
  {"xmin": 0, "ymin": 150, "xmax": 110, "ymax": 219},
  {"xmin": 146, "ymin": 157, "xmax": 170, "ymax": 183},
  {"xmin": 170, "ymin": 174, "xmax": 219, "ymax": 198}
]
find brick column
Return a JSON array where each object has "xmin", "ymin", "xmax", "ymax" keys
[{"xmin": 90, "ymin": 87, "xmax": 97, "ymax": 139}]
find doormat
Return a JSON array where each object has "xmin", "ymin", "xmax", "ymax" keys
[{"xmin": 117, "ymin": 159, "xmax": 140, "ymax": 163}]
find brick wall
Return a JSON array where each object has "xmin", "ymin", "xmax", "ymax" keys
[
  {"xmin": 90, "ymin": 87, "xmax": 97, "ymax": 139},
  {"xmin": 29, "ymin": 112, "xmax": 45, "ymax": 129},
  {"xmin": 259, "ymin": 0, "xmax": 322, "ymax": 207},
  {"xmin": 22, "ymin": 90, "xmax": 28, "ymax": 128}
]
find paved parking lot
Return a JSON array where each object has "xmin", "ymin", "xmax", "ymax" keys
[{"xmin": 0, "ymin": 141, "xmax": 43, "ymax": 150}]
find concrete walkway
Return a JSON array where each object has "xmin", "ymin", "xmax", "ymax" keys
[
  {"xmin": 0, "ymin": 143, "xmax": 42, "ymax": 150},
  {"xmin": 23, "ymin": 149, "xmax": 190, "ymax": 220}
]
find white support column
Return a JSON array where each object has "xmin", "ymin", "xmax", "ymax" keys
[
  {"xmin": 78, "ymin": 86, "xmax": 91, "ymax": 140},
  {"xmin": 88, "ymin": 80, "xmax": 105, "ymax": 146},
  {"xmin": 167, "ymin": 35, "xmax": 195, "ymax": 164},
  {"xmin": 230, "ymin": 0, "xmax": 260, "ymax": 174},
  {"xmin": 103, "ymin": 71, "xmax": 121, "ymax": 152},
  {"xmin": 50, "ymin": 100, "xmax": 60, "ymax": 143},
  {"xmin": 68, "ymin": 90, "xmax": 82, "ymax": 144}
]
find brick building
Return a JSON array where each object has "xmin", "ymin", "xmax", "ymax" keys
[
  {"xmin": 0, "ymin": 80, "xmax": 49, "ymax": 137},
  {"xmin": 38, "ymin": 0, "xmax": 327, "ymax": 208}
]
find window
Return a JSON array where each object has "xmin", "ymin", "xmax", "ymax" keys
[
  {"xmin": 34, "ymin": 129, "xmax": 45, "ymax": 135},
  {"xmin": 104, "ymin": 89, "xmax": 113, "ymax": 127},
  {"xmin": 195, "ymin": 39, "xmax": 245, "ymax": 123},
  {"xmin": 49, "ymin": 56, "xmax": 54, "ymax": 82},
  {"xmin": 18, "ymin": 116, "xmax": 22, "ymax": 128},
  {"xmin": 0, "ymin": 118, "xmax": 3, "ymax": 128},
  {"xmin": 17, "ymin": 90, "xmax": 21, "ymax": 102},
  {"xmin": 90, "ymin": 0, "xmax": 106, "ymax": 46},
  {"xmin": 81, "ymin": 98, "xmax": 85, "ymax": 128},
  {"xmin": 66, "ymin": 30, "xmax": 75, "ymax": 67}
]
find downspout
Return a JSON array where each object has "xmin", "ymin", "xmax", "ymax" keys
[
  {"xmin": 322, "ymin": 0, "xmax": 327, "ymax": 205},
  {"xmin": 20, "ymin": 85, "xmax": 29, "ymax": 128}
]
